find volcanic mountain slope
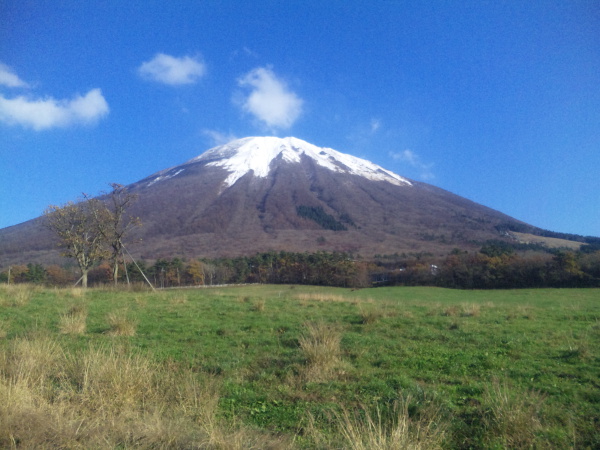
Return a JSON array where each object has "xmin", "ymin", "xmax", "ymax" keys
[{"xmin": 0, "ymin": 136, "xmax": 526, "ymax": 265}]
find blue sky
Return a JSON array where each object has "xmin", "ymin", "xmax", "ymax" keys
[{"xmin": 1, "ymin": 1, "xmax": 599, "ymax": 237}]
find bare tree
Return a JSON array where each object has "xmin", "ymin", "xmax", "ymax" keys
[
  {"xmin": 97, "ymin": 183, "xmax": 141, "ymax": 285},
  {"xmin": 44, "ymin": 199, "xmax": 108, "ymax": 288}
]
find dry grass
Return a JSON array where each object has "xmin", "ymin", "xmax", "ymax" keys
[
  {"xmin": 482, "ymin": 379, "xmax": 546, "ymax": 448},
  {"xmin": 0, "ymin": 319, "xmax": 7, "ymax": 339},
  {"xmin": 358, "ymin": 304, "xmax": 385, "ymax": 325},
  {"xmin": 53, "ymin": 286, "xmax": 86, "ymax": 300},
  {"xmin": 460, "ymin": 303, "xmax": 481, "ymax": 317},
  {"xmin": 251, "ymin": 298, "xmax": 266, "ymax": 312},
  {"xmin": 0, "ymin": 284, "xmax": 34, "ymax": 307},
  {"xmin": 295, "ymin": 292, "xmax": 353, "ymax": 303},
  {"xmin": 511, "ymin": 231, "xmax": 583, "ymax": 250},
  {"xmin": 299, "ymin": 322, "xmax": 343, "ymax": 382},
  {"xmin": 59, "ymin": 304, "xmax": 88, "ymax": 335},
  {"xmin": 307, "ymin": 399, "xmax": 446, "ymax": 449},
  {"xmin": 0, "ymin": 336, "xmax": 288, "ymax": 449},
  {"xmin": 516, "ymin": 305, "xmax": 535, "ymax": 320},
  {"xmin": 441, "ymin": 306, "xmax": 459, "ymax": 317},
  {"xmin": 106, "ymin": 310, "xmax": 137, "ymax": 336},
  {"xmin": 170, "ymin": 293, "xmax": 188, "ymax": 304}
]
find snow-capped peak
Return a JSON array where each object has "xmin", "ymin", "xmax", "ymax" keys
[{"xmin": 188, "ymin": 136, "xmax": 412, "ymax": 188}]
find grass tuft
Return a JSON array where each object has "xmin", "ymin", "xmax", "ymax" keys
[
  {"xmin": 0, "ymin": 319, "xmax": 8, "ymax": 339},
  {"xmin": 58, "ymin": 303, "xmax": 88, "ymax": 335},
  {"xmin": 325, "ymin": 399, "xmax": 446, "ymax": 449},
  {"xmin": 482, "ymin": 379, "xmax": 546, "ymax": 448},
  {"xmin": 251, "ymin": 298, "xmax": 266, "ymax": 312},
  {"xmin": 170, "ymin": 293, "xmax": 188, "ymax": 304},
  {"xmin": 461, "ymin": 303, "xmax": 481, "ymax": 317},
  {"xmin": 442, "ymin": 306, "xmax": 458, "ymax": 317},
  {"xmin": 299, "ymin": 322, "xmax": 343, "ymax": 382},
  {"xmin": 358, "ymin": 304, "xmax": 385, "ymax": 325},
  {"xmin": 0, "ymin": 283, "xmax": 34, "ymax": 306},
  {"xmin": 106, "ymin": 310, "xmax": 137, "ymax": 336}
]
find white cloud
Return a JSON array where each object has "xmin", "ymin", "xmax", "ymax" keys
[
  {"xmin": 390, "ymin": 149, "xmax": 434, "ymax": 180},
  {"xmin": 0, "ymin": 88, "xmax": 109, "ymax": 130},
  {"xmin": 237, "ymin": 66, "xmax": 303, "ymax": 130},
  {"xmin": 0, "ymin": 63, "xmax": 29, "ymax": 88},
  {"xmin": 203, "ymin": 129, "xmax": 238, "ymax": 146},
  {"xmin": 138, "ymin": 53, "xmax": 206, "ymax": 85}
]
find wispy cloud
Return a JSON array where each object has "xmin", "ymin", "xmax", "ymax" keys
[
  {"xmin": 370, "ymin": 118, "xmax": 381, "ymax": 133},
  {"xmin": 237, "ymin": 66, "xmax": 303, "ymax": 130},
  {"xmin": 0, "ymin": 62, "xmax": 29, "ymax": 88},
  {"xmin": 390, "ymin": 149, "xmax": 434, "ymax": 180},
  {"xmin": 0, "ymin": 89, "xmax": 109, "ymax": 130},
  {"xmin": 138, "ymin": 53, "xmax": 206, "ymax": 85},
  {"xmin": 203, "ymin": 129, "xmax": 238, "ymax": 146}
]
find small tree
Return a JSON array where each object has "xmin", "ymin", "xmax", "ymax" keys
[
  {"xmin": 95, "ymin": 184, "xmax": 141, "ymax": 285},
  {"xmin": 44, "ymin": 199, "xmax": 108, "ymax": 288}
]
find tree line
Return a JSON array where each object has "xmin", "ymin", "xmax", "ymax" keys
[
  {"xmin": 377, "ymin": 244, "xmax": 600, "ymax": 289},
  {"xmin": 3, "ymin": 245, "xmax": 600, "ymax": 289}
]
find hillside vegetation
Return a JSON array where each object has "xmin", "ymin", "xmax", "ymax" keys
[{"xmin": 1, "ymin": 284, "xmax": 598, "ymax": 448}]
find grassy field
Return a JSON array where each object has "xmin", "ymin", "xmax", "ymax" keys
[{"xmin": 0, "ymin": 283, "xmax": 598, "ymax": 448}]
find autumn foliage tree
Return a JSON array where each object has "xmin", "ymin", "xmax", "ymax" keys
[
  {"xmin": 44, "ymin": 199, "xmax": 108, "ymax": 288},
  {"xmin": 44, "ymin": 184, "xmax": 140, "ymax": 288}
]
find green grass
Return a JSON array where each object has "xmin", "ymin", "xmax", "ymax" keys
[{"xmin": 0, "ymin": 284, "xmax": 599, "ymax": 448}]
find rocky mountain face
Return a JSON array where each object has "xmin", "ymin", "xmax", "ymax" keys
[{"xmin": 0, "ymin": 136, "xmax": 525, "ymax": 266}]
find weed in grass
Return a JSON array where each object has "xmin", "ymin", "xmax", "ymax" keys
[
  {"xmin": 170, "ymin": 293, "xmax": 188, "ymax": 304},
  {"xmin": 67, "ymin": 287, "xmax": 86, "ymax": 298},
  {"xmin": 0, "ymin": 283, "xmax": 33, "ymax": 306},
  {"xmin": 461, "ymin": 303, "xmax": 480, "ymax": 317},
  {"xmin": 58, "ymin": 303, "xmax": 88, "ymax": 335},
  {"xmin": 442, "ymin": 306, "xmax": 459, "ymax": 317},
  {"xmin": 482, "ymin": 379, "xmax": 546, "ymax": 448},
  {"xmin": 358, "ymin": 304, "xmax": 384, "ymax": 325},
  {"xmin": 425, "ymin": 302, "xmax": 442, "ymax": 316},
  {"xmin": 318, "ymin": 399, "xmax": 446, "ymax": 449},
  {"xmin": 251, "ymin": 298, "xmax": 266, "ymax": 312},
  {"xmin": 133, "ymin": 295, "xmax": 147, "ymax": 307},
  {"xmin": 516, "ymin": 305, "xmax": 535, "ymax": 320},
  {"xmin": 106, "ymin": 310, "xmax": 137, "ymax": 336},
  {"xmin": 561, "ymin": 332, "xmax": 591, "ymax": 360},
  {"xmin": 299, "ymin": 322, "xmax": 343, "ymax": 382}
]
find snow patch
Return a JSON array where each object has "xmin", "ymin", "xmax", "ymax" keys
[
  {"xmin": 189, "ymin": 136, "xmax": 412, "ymax": 188},
  {"xmin": 146, "ymin": 168, "xmax": 185, "ymax": 187}
]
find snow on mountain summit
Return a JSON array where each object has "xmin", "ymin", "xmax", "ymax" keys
[{"xmin": 189, "ymin": 136, "xmax": 412, "ymax": 188}]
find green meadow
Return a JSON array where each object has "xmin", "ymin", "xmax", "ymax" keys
[{"xmin": 0, "ymin": 284, "xmax": 598, "ymax": 448}]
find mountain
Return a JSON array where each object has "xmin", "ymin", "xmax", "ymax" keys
[{"xmin": 0, "ymin": 136, "xmax": 528, "ymax": 266}]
